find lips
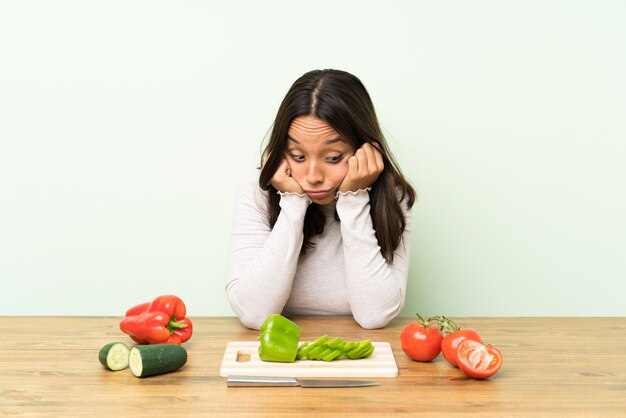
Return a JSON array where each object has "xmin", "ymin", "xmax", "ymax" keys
[{"xmin": 305, "ymin": 190, "xmax": 331, "ymax": 199}]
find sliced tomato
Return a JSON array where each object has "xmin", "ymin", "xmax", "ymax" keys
[
  {"xmin": 456, "ymin": 339, "xmax": 503, "ymax": 379},
  {"xmin": 441, "ymin": 328, "xmax": 482, "ymax": 367}
]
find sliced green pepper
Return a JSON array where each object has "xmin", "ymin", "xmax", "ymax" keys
[
  {"xmin": 258, "ymin": 314, "xmax": 301, "ymax": 363},
  {"xmin": 296, "ymin": 336, "xmax": 375, "ymax": 361}
]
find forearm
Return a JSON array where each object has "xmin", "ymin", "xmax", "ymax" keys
[
  {"xmin": 337, "ymin": 190, "xmax": 412, "ymax": 329},
  {"xmin": 226, "ymin": 192, "xmax": 310, "ymax": 329}
]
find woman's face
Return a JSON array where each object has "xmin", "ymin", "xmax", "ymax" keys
[{"xmin": 285, "ymin": 115, "xmax": 354, "ymax": 205}]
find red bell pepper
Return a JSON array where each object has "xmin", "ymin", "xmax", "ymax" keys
[{"xmin": 119, "ymin": 295, "xmax": 193, "ymax": 345}]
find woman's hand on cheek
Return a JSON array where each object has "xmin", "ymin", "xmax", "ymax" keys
[
  {"xmin": 338, "ymin": 142, "xmax": 384, "ymax": 193},
  {"xmin": 269, "ymin": 158, "xmax": 305, "ymax": 194}
]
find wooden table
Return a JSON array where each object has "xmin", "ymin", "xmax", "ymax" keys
[{"xmin": 2, "ymin": 316, "xmax": 625, "ymax": 417}]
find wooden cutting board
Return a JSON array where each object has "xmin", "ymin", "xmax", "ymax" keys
[{"xmin": 219, "ymin": 341, "xmax": 398, "ymax": 378}]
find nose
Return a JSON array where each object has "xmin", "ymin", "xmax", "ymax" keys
[{"xmin": 305, "ymin": 160, "xmax": 324, "ymax": 185}]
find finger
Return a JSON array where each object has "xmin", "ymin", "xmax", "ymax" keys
[
  {"xmin": 282, "ymin": 158, "xmax": 292, "ymax": 177},
  {"xmin": 362, "ymin": 143, "xmax": 378, "ymax": 174},
  {"xmin": 276, "ymin": 158, "xmax": 288, "ymax": 176},
  {"xmin": 347, "ymin": 154, "xmax": 359, "ymax": 179},
  {"xmin": 339, "ymin": 155, "xmax": 359, "ymax": 193},
  {"xmin": 271, "ymin": 159, "xmax": 289, "ymax": 185},
  {"xmin": 355, "ymin": 147, "xmax": 368, "ymax": 176}
]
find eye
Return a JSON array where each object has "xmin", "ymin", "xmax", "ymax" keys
[
  {"xmin": 326, "ymin": 154, "xmax": 344, "ymax": 164},
  {"xmin": 287, "ymin": 152, "xmax": 305, "ymax": 162}
]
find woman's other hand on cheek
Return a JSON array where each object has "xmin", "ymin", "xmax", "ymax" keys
[
  {"xmin": 270, "ymin": 158, "xmax": 305, "ymax": 194},
  {"xmin": 339, "ymin": 142, "xmax": 384, "ymax": 193}
]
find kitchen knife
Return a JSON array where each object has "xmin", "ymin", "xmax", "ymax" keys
[{"xmin": 227, "ymin": 375, "xmax": 379, "ymax": 388}]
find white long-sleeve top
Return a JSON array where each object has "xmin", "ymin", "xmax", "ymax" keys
[{"xmin": 226, "ymin": 169, "xmax": 413, "ymax": 330}]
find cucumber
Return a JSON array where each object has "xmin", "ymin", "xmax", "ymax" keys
[
  {"xmin": 129, "ymin": 344, "xmax": 187, "ymax": 378},
  {"xmin": 98, "ymin": 342, "xmax": 130, "ymax": 371}
]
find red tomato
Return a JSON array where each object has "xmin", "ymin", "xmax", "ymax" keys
[
  {"xmin": 456, "ymin": 339, "xmax": 503, "ymax": 379},
  {"xmin": 441, "ymin": 328, "xmax": 482, "ymax": 367},
  {"xmin": 400, "ymin": 317, "xmax": 443, "ymax": 362}
]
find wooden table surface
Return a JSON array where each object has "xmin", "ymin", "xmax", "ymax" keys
[{"xmin": 1, "ymin": 316, "xmax": 625, "ymax": 417}]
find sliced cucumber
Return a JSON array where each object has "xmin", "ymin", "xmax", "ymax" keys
[
  {"xmin": 129, "ymin": 344, "xmax": 187, "ymax": 378},
  {"xmin": 98, "ymin": 342, "xmax": 130, "ymax": 371}
]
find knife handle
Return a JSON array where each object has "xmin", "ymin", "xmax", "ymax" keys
[{"xmin": 227, "ymin": 375, "xmax": 300, "ymax": 387}]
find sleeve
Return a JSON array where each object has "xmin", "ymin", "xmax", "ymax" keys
[
  {"xmin": 336, "ymin": 189, "xmax": 412, "ymax": 329},
  {"xmin": 225, "ymin": 170, "xmax": 311, "ymax": 330}
]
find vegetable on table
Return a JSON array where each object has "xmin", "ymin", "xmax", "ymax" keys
[
  {"xmin": 400, "ymin": 314, "xmax": 443, "ymax": 362},
  {"xmin": 258, "ymin": 314, "xmax": 301, "ymax": 363},
  {"xmin": 129, "ymin": 344, "xmax": 188, "ymax": 378},
  {"xmin": 434, "ymin": 316, "xmax": 482, "ymax": 367},
  {"xmin": 98, "ymin": 342, "xmax": 130, "ymax": 371},
  {"xmin": 456, "ymin": 339, "xmax": 503, "ymax": 379},
  {"xmin": 119, "ymin": 295, "xmax": 193, "ymax": 345},
  {"xmin": 399, "ymin": 314, "xmax": 504, "ymax": 379},
  {"xmin": 257, "ymin": 314, "xmax": 375, "ymax": 363},
  {"xmin": 297, "ymin": 336, "xmax": 375, "ymax": 361}
]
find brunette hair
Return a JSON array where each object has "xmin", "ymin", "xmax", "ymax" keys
[{"xmin": 259, "ymin": 69, "xmax": 415, "ymax": 262}]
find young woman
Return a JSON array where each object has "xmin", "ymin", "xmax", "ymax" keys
[{"xmin": 226, "ymin": 69, "xmax": 416, "ymax": 330}]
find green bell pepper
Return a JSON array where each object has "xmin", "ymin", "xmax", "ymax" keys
[{"xmin": 258, "ymin": 314, "xmax": 301, "ymax": 363}]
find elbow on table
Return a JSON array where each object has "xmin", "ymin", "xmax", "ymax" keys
[
  {"xmin": 226, "ymin": 281, "xmax": 275, "ymax": 330},
  {"xmin": 352, "ymin": 312, "xmax": 394, "ymax": 330},
  {"xmin": 226, "ymin": 295, "xmax": 265, "ymax": 330},
  {"xmin": 229, "ymin": 300, "xmax": 280, "ymax": 330},
  {"xmin": 235, "ymin": 313, "xmax": 264, "ymax": 330},
  {"xmin": 352, "ymin": 299, "xmax": 404, "ymax": 330}
]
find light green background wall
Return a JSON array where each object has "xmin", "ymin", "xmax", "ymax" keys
[{"xmin": 1, "ymin": 1, "xmax": 624, "ymax": 316}]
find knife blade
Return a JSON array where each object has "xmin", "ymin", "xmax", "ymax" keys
[{"xmin": 226, "ymin": 375, "xmax": 379, "ymax": 388}]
